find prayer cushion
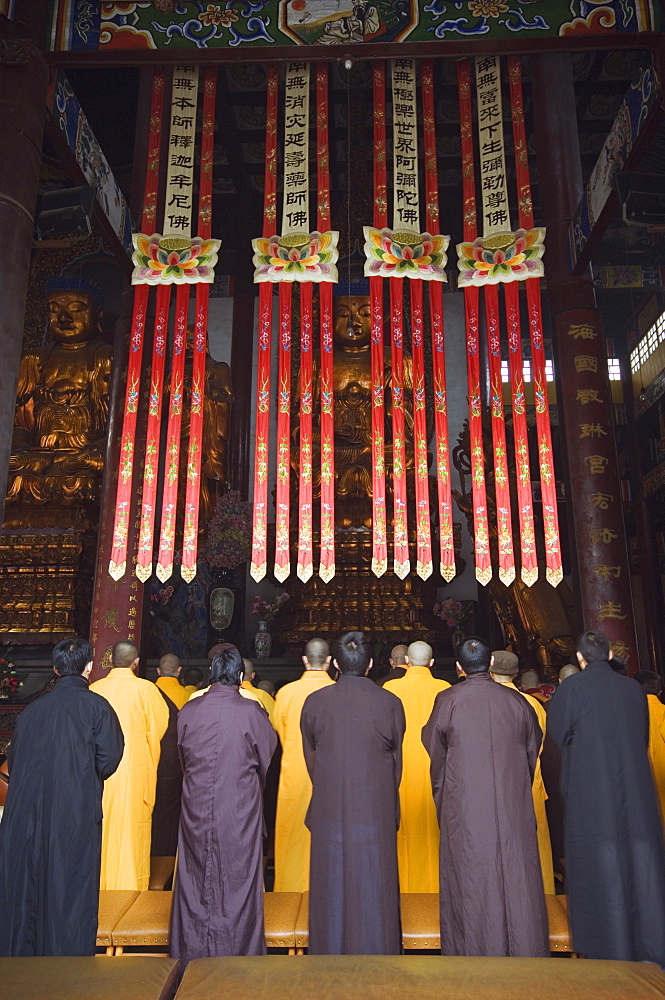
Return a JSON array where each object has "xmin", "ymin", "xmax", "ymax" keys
[
  {"xmin": 173, "ymin": 955, "xmax": 665, "ymax": 1000},
  {"xmin": 149, "ymin": 857, "xmax": 176, "ymax": 891},
  {"xmin": 0, "ymin": 956, "xmax": 179, "ymax": 1000},
  {"xmin": 112, "ymin": 891, "xmax": 173, "ymax": 948},
  {"xmin": 96, "ymin": 890, "xmax": 141, "ymax": 947},
  {"xmin": 263, "ymin": 892, "xmax": 302, "ymax": 949}
]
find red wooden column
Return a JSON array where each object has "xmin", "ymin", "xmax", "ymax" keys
[
  {"xmin": 0, "ymin": 30, "xmax": 48, "ymax": 522},
  {"xmin": 532, "ymin": 53, "xmax": 638, "ymax": 669}
]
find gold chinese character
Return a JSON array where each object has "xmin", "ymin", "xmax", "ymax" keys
[
  {"xmin": 580, "ymin": 423, "xmax": 607, "ymax": 439},
  {"xmin": 577, "ymin": 388, "xmax": 604, "ymax": 405},
  {"xmin": 585, "ymin": 455, "xmax": 609, "ymax": 475},
  {"xmin": 588, "ymin": 492, "xmax": 613, "ymax": 509},
  {"xmin": 594, "ymin": 564, "xmax": 621, "ymax": 580},
  {"xmin": 574, "ymin": 355, "xmax": 598, "ymax": 374},
  {"xmin": 102, "ymin": 607, "xmax": 121, "ymax": 632},
  {"xmin": 568, "ymin": 323, "xmax": 597, "ymax": 341},
  {"xmin": 590, "ymin": 527, "xmax": 618, "ymax": 544},
  {"xmin": 128, "ymin": 607, "xmax": 137, "ymax": 617},
  {"xmin": 598, "ymin": 601, "xmax": 627, "ymax": 621},
  {"xmin": 611, "ymin": 640, "xmax": 630, "ymax": 662}
]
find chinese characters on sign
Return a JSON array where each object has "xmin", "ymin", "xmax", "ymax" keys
[
  {"xmin": 282, "ymin": 62, "xmax": 310, "ymax": 235},
  {"xmin": 475, "ymin": 56, "xmax": 510, "ymax": 237},
  {"xmin": 164, "ymin": 66, "xmax": 199, "ymax": 237},
  {"xmin": 391, "ymin": 58, "xmax": 419, "ymax": 233}
]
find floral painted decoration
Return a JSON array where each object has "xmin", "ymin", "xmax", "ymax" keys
[
  {"xmin": 132, "ymin": 233, "xmax": 221, "ymax": 285},
  {"xmin": 252, "ymin": 231, "xmax": 339, "ymax": 283},
  {"xmin": 363, "ymin": 227, "xmax": 449, "ymax": 280},
  {"xmin": 198, "ymin": 4, "xmax": 239, "ymax": 27},
  {"xmin": 205, "ymin": 490, "xmax": 253, "ymax": 570},
  {"xmin": 0, "ymin": 656, "xmax": 22, "ymax": 698},
  {"xmin": 456, "ymin": 228, "xmax": 545, "ymax": 287}
]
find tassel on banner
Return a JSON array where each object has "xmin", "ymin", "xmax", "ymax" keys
[
  {"xmin": 409, "ymin": 279, "xmax": 432, "ymax": 581},
  {"xmin": 389, "ymin": 277, "xmax": 410, "ymax": 580},
  {"xmin": 456, "ymin": 60, "xmax": 492, "ymax": 587},
  {"xmin": 275, "ymin": 283, "xmax": 292, "ymax": 584},
  {"xmin": 297, "ymin": 282, "xmax": 314, "ymax": 583},
  {"xmin": 109, "ymin": 69, "xmax": 165, "ymax": 581},
  {"xmin": 250, "ymin": 66, "xmax": 279, "ymax": 584}
]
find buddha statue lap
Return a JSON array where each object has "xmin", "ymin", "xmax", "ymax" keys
[{"xmin": 8, "ymin": 280, "xmax": 112, "ymax": 506}]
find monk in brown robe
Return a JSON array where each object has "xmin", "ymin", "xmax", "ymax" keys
[
  {"xmin": 422, "ymin": 637, "xmax": 548, "ymax": 958},
  {"xmin": 301, "ymin": 631, "xmax": 405, "ymax": 955},
  {"xmin": 170, "ymin": 647, "xmax": 277, "ymax": 965}
]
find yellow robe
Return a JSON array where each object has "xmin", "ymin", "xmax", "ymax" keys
[
  {"xmin": 273, "ymin": 669, "xmax": 335, "ymax": 892},
  {"xmin": 514, "ymin": 686, "xmax": 554, "ymax": 894},
  {"xmin": 182, "ymin": 684, "xmax": 198, "ymax": 700},
  {"xmin": 190, "ymin": 683, "xmax": 269, "ymax": 717},
  {"xmin": 90, "ymin": 667, "xmax": 169, "ymax": 890},
  {"xmin": 647, "ymin": 694, "xmax": 665, "ymax": 824},
  {"xmin": 385, "ymin": 666, "xmax": 450, "ymax": 893},
  {"xmin": 156, "ymin": 675, "xmax": 188, "ymax": 710},
  {"xmin": 241, "ymin": 680, "xmax": 276, "ymax": 727}
]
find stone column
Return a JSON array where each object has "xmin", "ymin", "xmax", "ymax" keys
[
  {"xmin": 89, "ymin": 290, "xmax": 146, "ymax": 680},
  {"xmin": 532, "ymin": 53, "xmax": 638, "ymax": 669},
  {"xmin": 0, "ymin": 33, "xmax": 48, "ymax": 523}
]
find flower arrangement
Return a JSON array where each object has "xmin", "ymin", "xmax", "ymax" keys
[
  {"xmin": 205, "ymin": 490, "xmax": 252, "ymax": 570},
  {"xmin": 0, "ymin": 657, "xmax": 22, "ymax": 699},
  {"xmin": 251, "ymin": 592, "xmax": 290, "ymax": 621},
  {"xmin": 433, "ymin": 598, "xmax": 469, "ymax": 630}
]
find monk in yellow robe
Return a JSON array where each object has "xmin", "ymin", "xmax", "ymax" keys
[
  {"xmin": 155, "ymin": 653, "xmax": 188, "ymax": 709},
  {"xmin": 273, "ymin": 638, "xmax": 335, "ymax": 892},
  {"xmin": 635, "ymin": 671, "xmax": 665, "ymax": 824},
  {"xmin": 491, "ymin": 650, "xmax": 555, "ymax": 894},
  {"xmin": 384, "ymin": 641, "xmax": 450, "ymax": 893},
  {"xmin": 90, "ymin": 640, "xmax": 169, "ymax": 890}
]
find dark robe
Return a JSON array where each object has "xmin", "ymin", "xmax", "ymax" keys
[
  {"xmin": 547, "ymin": 660, "xmax": 665, "ymax": 964},
  {"xmin": 541, "ymin": 702, "xmax": 565, "ymax": 869},
  {"xmin": 377, "ymin": 666, "xmax": 407, "ymax": 687},
  {"xmin": 170, "ymin": 684, "xmax": 277, "ymax": 965},
  {"xmin": 422, "ymin": 672, "xmax": 548, "ymax": 958},
  {"xmin": 300, "ymin": 674, "xmax": 406, "ymax": 955},
  {"xmin": 150, "ymin": 687, "xmax": 182, "ymax": 857},
  {"xmin": 0, "ymin": 674, "xmax": 124, "ymax": 956}
]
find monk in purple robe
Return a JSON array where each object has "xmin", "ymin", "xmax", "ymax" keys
[
  {"xmin": 170, "ymin": 646, "xmax": 277, "ymax": 966},
  {"xmin": 301, "ymin": 631, "xmax": 405, "ymax": 955},
  {"xmin": 422, "ymin": 637, "xmax": 548, "ymax": 958}
]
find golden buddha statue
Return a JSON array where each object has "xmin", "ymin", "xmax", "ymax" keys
[{"xmin": 8, "ymin": 280, "xmax": 112, "ymax": 505}]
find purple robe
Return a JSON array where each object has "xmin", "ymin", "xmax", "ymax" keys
[
  {"xmin": 301, "ymin": 674, "xmax": 405, "ymax": 955},
  {"xmin": 422, "ymin": 672, "xmax": 549, "ymax": 957},
  {"xmin": 170, "ymin": 685, "xmax": 277, "ymax": 965}
]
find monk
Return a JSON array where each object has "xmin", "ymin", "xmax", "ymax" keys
[
  {"xmin": 274, "ymin": 638, "xmax": 335, "ymax": 892},
  {"xmin": 156, "ymin": 653, "xmax": 188, "ymax": 709},
  {"xmin": 0, "ymin": 638, "xmax": 123, "ymax": 956},
  {"xmin": 182, "ymin": 667, "xmax": 204, "ymax": 699},
  {"xmin": 384, "ymin": 640, "xmax": 449, "ymax": 892},
  {"xmin": 301, "ymin": 631, "xmax": 405, "ymax": 954},
  {"xmin": 170, "ymin": 647, "xmax": 277, "ymax": 964},
  {"xmin": 548, "ymin": 631, "xmax": 665, "ymax": 964},
  {"xmin": 151, "ymin": 676, "xmax": 183, "ymax": 858},
  {"xmin": 377, "ymin": 643, "xmax": 408, "ymax": 686},
  {"xmin": 635, "ymin": 671, "xmax": 665, "ymax": 824},
  {"xmin": 490, "ymin": 650, "xmax": 554, "ymax": 894},
  {"xmin": 242, "ymin": 658, "xmax": 276, "ymax": 725},
  {"xmin": 422, "ymin": 637, "xmax": 548, "ymax": 957},
  {"xmin": 91, "ymin": 640, "xmax": 169, "ymax": 890}
]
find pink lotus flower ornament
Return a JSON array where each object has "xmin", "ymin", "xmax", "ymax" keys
[
  {"xmin": 456, "ymin": 228, "xmax": 545, "ymax": 287},
  {"xmin": 363, "ymin": 227, "xmax": 449, "ymax": 280},
  {"xmin": 132, "ymin": 233, "xmax": 221, "ymax": 285},
  {"xmin": 252, "ymin": 231, "xmax": 339, "ymax": 283}
]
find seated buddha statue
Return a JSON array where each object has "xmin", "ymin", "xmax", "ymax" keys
[
  {"xmin": 7, "ymin": 279, "xmax": 112, "ymax": 505},
  {"xmin": 292, "ymin": 284, "xmax": 415, "ymax": 528}
]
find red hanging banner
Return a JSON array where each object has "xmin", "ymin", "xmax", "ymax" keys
[
  {"xmin": 457, "ymin": 60, "xmax": 492, "ymax": 586},
  {"xmin": 182, "ymin": 67, "xmax": 217, "ymax": 583},
  {"xmin": 485, "ymin": 284, "xmax": 516, "ymax": 585},
  {"xmin": 508, "ymin": 55, "xmax": 563, "ymax": 587},
  {"xmin": 250, "ymin": 66, "xmax": 279, "ymax": 583},
  {"xmin": 316, "ymin": 62, "xmax": 336, "ymax": 584},
  {"xmin": 389, "ymin": 278, "xmax": 410, "ymax": 579},
  {"xmin": 421, "ymin": 59, "xmax": 454, "ymax": 581},
  {"xmin": 371, "ymin": 62, "xmax": 388, "ymax": 578},
  {"xmin": 297, "ymin": 282, "xmax": 314, "ymax": 582},
  {"xmin": 274, "ymin": 282, "xmax": 292, "ymax": 582},
  {"xmin": 409, "ymin": 279, "xmax": 432, "ymax": 580},
  {"xmin": 109, "ymin": 70, "xmax": 165, "ymax": 581}
]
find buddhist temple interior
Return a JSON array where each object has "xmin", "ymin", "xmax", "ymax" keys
[{"xmin": 0, "ymin": 0, "xmax": 664, "ymax": 722}]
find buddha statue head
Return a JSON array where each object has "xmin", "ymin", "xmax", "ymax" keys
[
  {"xmin": 333, "ymin": 294, "xmax": 372, "ymax": 352},
  {"xmin": 46, "ymin": 278, "xmax": 104, "ymax": 347}
]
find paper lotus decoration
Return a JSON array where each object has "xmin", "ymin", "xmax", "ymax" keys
[
  {"xmin": 131, "ymin": 234, "xmax": 221, "ymax": 285},
  {"xmin": 252, "ymin": 231, "xmax": 339, "ymax": 283},
  {"xmin": 456, "ymin": 228, "xmax": 545, "ymax": 287},
  {"xmin": 363, "ymin": 227, "xmax": 449, "ymax": 280}
]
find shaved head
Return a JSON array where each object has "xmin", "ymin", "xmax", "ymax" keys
[
  {"xmin": 305, "ymin": 637, "xmax": 330, "ymax": 669},
  {"xmin": 520, "ymin": 670, "xmax": 540, "ymax": 689},
  {"xmin": 390, "ymin": 644, "xmax": 408, "ymax": 666},
  {"xmin": 558, "ymin": 663, "xmax": 580, "ymax": 683},
  {"xmin": 242, "ymin": 657, "xmax": 254, "ymax": 680},
  {"xmin": 112, "ymin": 640, "xmax": 139, "ymax": 669},
  {"xmin": 407, "ymin": 641, "xmax": 433, "ymax": 667},
  {"xmin": 159, "ymin": 653, "xmax": 181, "ymax": 676}
]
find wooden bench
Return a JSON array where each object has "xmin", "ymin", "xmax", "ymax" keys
[
  {"xmin": 295, "ymin": 891, "xmax": 575, "ymax": 955},
  {"xmin": 96, "ymin": 890, "xmax": 141, "ymax": 955},
  {"xmin": 110, "ymin": 891, "xmax": 303, "ymax": 956}
]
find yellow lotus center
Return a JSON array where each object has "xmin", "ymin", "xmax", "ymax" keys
[
  {"xmin": 278, "ymin": 232, "xmax": 311, "ymax": 248},
  {"xmin": 159, "ymin": 236, "xmax": 192, "ymax": 252},
  {"xmin": 483, "ymin": 231, "xmax": 515, "ymax": 251},
  {"xmin": 392, "ymin": 230, "xmax": 422, "ymax": 247}
]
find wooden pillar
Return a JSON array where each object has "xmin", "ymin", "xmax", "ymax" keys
[
  {"xmin": 228, "ymin": 265, "xmax": 256, "ymax": 497},
  {"xmin": 532, "ymin": 53, "xmax": 639, "ymax": 669},
  {"xmin": 0, "ymin": 29, "xmax": 48, "ymax": 523}
]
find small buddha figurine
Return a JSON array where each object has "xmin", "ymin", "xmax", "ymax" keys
[{"xmin": 8, "ymin": 279, "xmax": 112, "ymax": 504}]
